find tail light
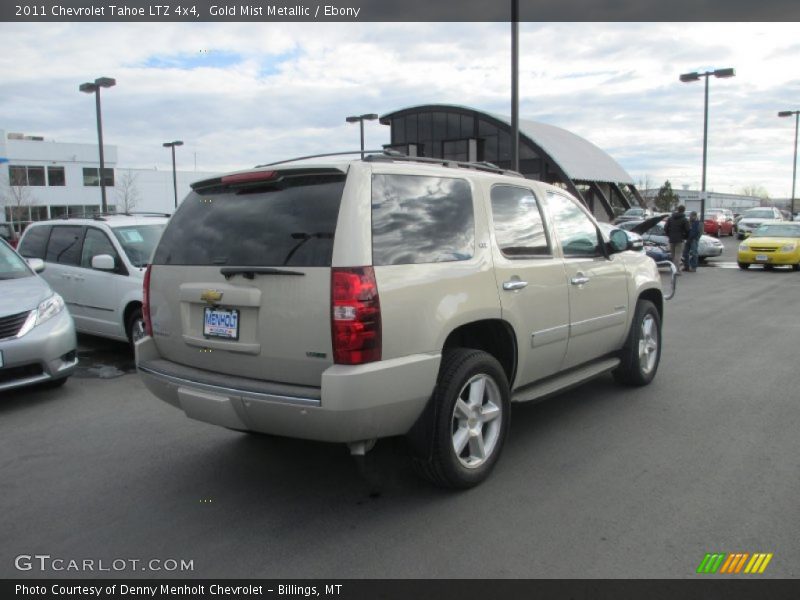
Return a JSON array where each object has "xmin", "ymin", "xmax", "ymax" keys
[
  {"xmin": 142, "ymin": 264, "xmax": 153, "ymax": 337},
  {"xmin": 331, "ymin": 267, "xmax": 381, "ymax": 365}
]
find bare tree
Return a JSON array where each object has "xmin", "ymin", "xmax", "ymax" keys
[
  {"xmin": 0, "ymin": 168, "xmax": 36, "ymax": 233},
  {"xmin": 115, "ymin": 170, "xmax": 141, "ymax": 213},
  {"xmin": 739, "ymin": 184, "xmax": 770, "ymax": 206}
]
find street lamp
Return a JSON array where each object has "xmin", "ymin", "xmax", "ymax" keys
[
  {"xmin": 79, "ymin": 77, "xmax": 116, "ymax": 213},
  {"xmin": 163, "ymin": 140, "xmax": 184, "ymax": 209},
  {"xmin": 778, "ymin": 110, "xmax": 799, "ymax": 217},
  {"xmin": 679, "ymin": 67, "xmax": 735, "ymax": 222},
  {"xmin": 345, "ymin": 113, "xmax": 379, "ymax": 159}
]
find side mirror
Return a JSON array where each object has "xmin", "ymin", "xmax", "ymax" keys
[
  {"xmin": 27, "ymin": 258, "xmax": 46, "ymax": 273},
  {"xmin": 91, "ymin": 254, "xmax": 116, "ymax": 271},
  {"xmin": 609, "ymin": 229, "xmax": 631, "ymax": 253}
]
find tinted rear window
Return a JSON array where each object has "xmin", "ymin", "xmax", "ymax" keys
[
  {"xmin": 46, "ymin": 226, "xmax": 84, "ymax": 265},
  {"xmin": 371, "ymin": 174, "xmax": 474, "ymax": 265},
  {"xmin": 152, "ymin": 174, "xmax": 345, "ymax": 267},
  {"xmin": 18, "ymin": 225, "xmax": 51, "ymax": 259}
]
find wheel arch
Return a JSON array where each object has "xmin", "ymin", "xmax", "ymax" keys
[
  {"xmin": 637, "ymin": 287, "xmax": 663, "ymax": 321},
  {"xmin": 123, "ymin": 300, "xmax": 142, "ymax": 333},
  {"xmin": 441, "ymin": 319, "xmax": 518, "ymax": 388}
]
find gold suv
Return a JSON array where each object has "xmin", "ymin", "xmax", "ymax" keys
[{"xmin": 136, "ymin": 153, "xmax": 667, "ymax": 488}]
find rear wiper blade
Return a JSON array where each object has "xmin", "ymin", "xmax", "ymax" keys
[{"xmin": 220, "ymin": 267, "xmax": 305, "ymax": 280}]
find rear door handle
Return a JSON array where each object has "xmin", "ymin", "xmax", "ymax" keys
[
  {"xmin": 503, "ymin": 280, "xmax": 528, "ymax": 291},
  {"xmin": 570, "ymin": 275, "xmax": 590, "ymax": 286}
]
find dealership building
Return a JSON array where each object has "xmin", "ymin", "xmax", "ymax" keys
[
  {"xmin": 0, "ymin": 129, "xmax": 216, "ymax": 231},
  {"xmin": 380, "ymin": 104, "xmax": 643, "ymax": 221}
]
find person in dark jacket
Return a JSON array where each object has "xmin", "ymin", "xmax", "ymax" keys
[
  {"xmin": 681, "ymin": 211, "xmax": 702, "ymax": 272},
  {"xmin": 664, "ymin": 205, "xmax": 690, "ymax": 271}
]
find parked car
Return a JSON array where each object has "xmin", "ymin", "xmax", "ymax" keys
[
  {"xmin": 17, "ymin": 213, "xmax": 169, "ymax": 346},
  {"xmin": 597, "ymin": 222, "xmax": 669, "ymax": 263},
  {"xmin": 613, "ymin": 207, "xmax": 652, "ymax": 225},
  {"xmin": 704, "ymin": 208, "xmax": 735, "ymax": 237},
  {"xmin": 136, "ymin": 152, "xmax": 669, "ymax": 489},
  {"xmin": 736, "ymin": 207, "xmax": 785, "ymax": 239},
  {"xmin": 737, "ymin": 222, "xmax": 800, "ymax": 270},
  {"xmin": 0, "ymin": 238, "xmax": 77, "ymax": 392},
  {"xmin": 621, "ymin": 217, "xmax": 724, "ymax": 262},
  {"xmin": 0, "ymin": 223, "xmax": 18, "ymax": 248}
]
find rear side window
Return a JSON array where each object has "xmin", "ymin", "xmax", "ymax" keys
[
  {"xmin": 152, "ymin": 174, "xmax": 345, "ymax": 267},
  {"xmin": 490, "ymin": 184, "xmax": 550, "ymax": 257},
  {"xmin": 18, "ymin": 225, "xmax": 51, "ymax": 259},
  {"xmin": 45, "ymin": 226, "xmax": 84, "ymax": 265},
  {"xmin": 371, "ymin": 174, "xmax": 474, "ymax": 265}
]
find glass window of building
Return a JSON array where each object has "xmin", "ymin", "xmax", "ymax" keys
[
  {"xmin": 47, "ymin": 166, "xmax": 66, "ymax": 186},
  {"xmin": 26, "ymin": 166, "xmax": 46, "ymax": 186},
  {"xmin": 9, "ymin": 165, "xmax": 28, "ymax": 186}
]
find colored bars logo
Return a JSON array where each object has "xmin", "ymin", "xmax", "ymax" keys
[{"xmin": 696, "ymin": 553, "xmax": 773, "ymax": 574}]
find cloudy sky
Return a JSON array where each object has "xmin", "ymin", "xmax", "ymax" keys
[{"xmin": 2, "ymin": 21, "xmax": 799, "ymax": 197}]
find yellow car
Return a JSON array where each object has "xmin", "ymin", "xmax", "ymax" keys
[{"xmin": 738, "ymin": 222, "xmax": 800, "ymax": 270}]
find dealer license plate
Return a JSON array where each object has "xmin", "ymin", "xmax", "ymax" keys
[
  {"xmin": 755, "ymin": 254, "xmax": 769, "ymax": 262},
  {"xmin": 203, "ymin": 307, "xmax": 240, "ymax": 340}
]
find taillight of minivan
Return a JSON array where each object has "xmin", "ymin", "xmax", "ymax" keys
[
  {"xmin": 331, "ymin": 267, "xmax": 382, "ymax": 365},
  {"xmin": 143, "ymin": 264, "xmax": 153, "ymax": 337}
]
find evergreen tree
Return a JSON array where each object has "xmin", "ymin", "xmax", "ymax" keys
[{"xmin": 654, "ymin": 180, "xmax": 679, "ymax": 213}]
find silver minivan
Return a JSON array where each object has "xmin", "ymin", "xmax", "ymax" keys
[{"xmin": 0, "ymin": 239, "xmax": 77, "ymax": 391}]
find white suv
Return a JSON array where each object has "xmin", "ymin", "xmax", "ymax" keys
[
  {"xmin": 17, "ymin": 214, "xmax": 169, "ymax": 346},
  {"xmin": 136, "ymin": 153, "xmax": 669, "ymax": 488}
]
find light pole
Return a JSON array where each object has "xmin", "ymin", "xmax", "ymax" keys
[
  {"xmin": 79, "ymin": 77, "xmax": 116, "ymax": 213},
  {"xmin": 163, "ymin": 141, "xmax": 184, "ymax": 209},
  {"xmin": 510, "ymin": 0, "xmax": 519, "ymax": 172},
  {"xmin": 345, "ymin": 113, "xmax": 378, "ymax": 159},
  {"xmin": 778, "ymin": 110, "xmax": 799, "ymax": 217},
  {"xmin": 679, "ymin": 67, "xmax": 735, "ymax": 222}
]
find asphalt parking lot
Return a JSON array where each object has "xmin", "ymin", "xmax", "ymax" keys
[{"xmin": 2, "ymin": 234, "xmax": 799, "ymax": 579}]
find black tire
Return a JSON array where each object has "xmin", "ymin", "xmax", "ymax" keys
[
  {"xmin": 126, "ymin": 307, "xmax": 145, "ymax": 348},
  {"xmin": 613, "ymin": 300, "xmax": 661, "ymax": 387},
  {"xmin": 793, "ymin": 264, "xmax": 800, "ymax": 272},
  {"xmin": 413, "ymin": 349, "xmax": 510, "ymax": 489},
  {"xmin": 738, "ymin": 262, "xmax": 750, "ymax": 270}
]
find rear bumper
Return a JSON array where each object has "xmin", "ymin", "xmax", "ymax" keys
[
  {"xmin": 738, "ymin": 250, "xmax": 800, "ymax": 265},
  {"xmin": 0, "ymin": 309, "xmax": 78, "ymax": 392},
  {"xmin": 136, "ymin": 336, "xmax": 439, "ymax": 443}
]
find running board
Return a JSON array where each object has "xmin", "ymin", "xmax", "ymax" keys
[{"xmin": 511, "ymin": 357, "xmax": 621, "ymax": 404}]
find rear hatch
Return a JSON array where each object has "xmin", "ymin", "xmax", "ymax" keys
[{"xmin": 148, "ymin": 168, "xmax": 347, "ymax": 387}]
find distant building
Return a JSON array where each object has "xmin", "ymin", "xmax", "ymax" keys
[
  {"xmin": 641, "ymin": 188, "xmax": 761, "ymax": 214},
  {"xmin": 381, "ymin": 104, "xmax": 642, "ymax": 221},
  {"xmin": 0, "ymin": 129, "xmax": 217, "ymax": 231}
]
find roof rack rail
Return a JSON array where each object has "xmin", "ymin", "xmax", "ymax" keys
[
  {"xmin": 256, "ymin": 150, "xmax": 386, "ymax": 168},
  {"xmin": 117, "ymin": 211, "xmax": 172, "ymax": 217},
  {"xmin": 54, "ymin": 211, "xmax": 170, "ymax": 222},
  {"xmin": 256, "ymin": 149, "xmax": 524, "ymax": 178},
  {"xmin": 364, "ymin": 152, "xmax": 524, "ymax": 178}
]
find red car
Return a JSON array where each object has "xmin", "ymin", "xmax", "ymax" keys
[{"xmin": 704, "ymin": 208, "xmax": 735, "ymax": 237}]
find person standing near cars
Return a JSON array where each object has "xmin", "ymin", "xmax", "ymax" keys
[
  {"xmin": 664, "ymin": 204, "xmax": 689, "ymax": 272},
  {"xmin": 681, "ymin": 211, "xmax": 702, "ymax": 272}
]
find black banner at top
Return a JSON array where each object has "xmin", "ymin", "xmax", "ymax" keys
[{"xmin": 2, "ymin": 0, "xmax": 800, "ymax": 22}]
